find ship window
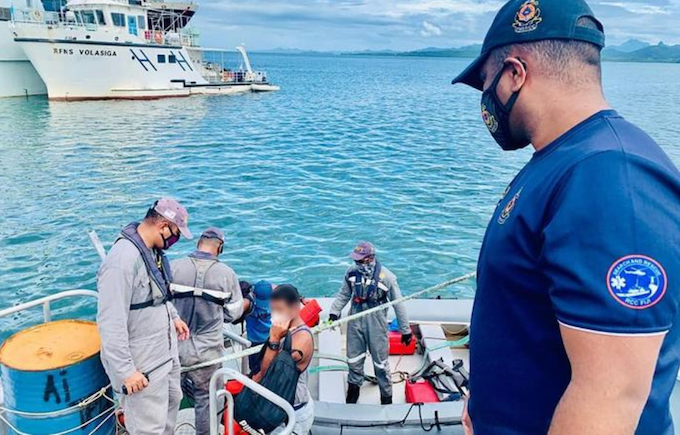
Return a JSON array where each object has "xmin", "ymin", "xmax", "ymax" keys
[
  {"xmin": 158, "ymin": 54, "xmax": 166, "ymax": 63},
  {"xmin": 137, "ymin": 15, "xmax": 145, "ymax": 30},
  {"xmin": 95, "ymin": 10, "xmax": 106, "ymax": 25},
  {"xmin": 111, "ymin": 12, "xmax": 125, "ymax": 27},
  {"xmin": 80, "ymin": 10, "xmax": 96, "ymax": 24},
  {"xmin": 168, "ymin": 54, "xmax": 176, "ymax": 63}
]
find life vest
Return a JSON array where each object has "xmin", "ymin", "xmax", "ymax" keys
[
  {"xmin": 118, "ymin": 222, "xmax": 173, "ymax": 310},
  {"xmin": 171, "ymin": 255, "xmax": 232, "ymax": 306},
  {"xmin": 346, "ymin": 262, "xmax": 389, "ymax": 307}
]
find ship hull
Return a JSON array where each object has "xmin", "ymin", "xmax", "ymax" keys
[
  {"xmin": 13, "ymin": 30, "xmax": 207, "ymax": 100},
  {"xmin": 0, "ymin": 20, "xmax": 46, "ymax": 98}
]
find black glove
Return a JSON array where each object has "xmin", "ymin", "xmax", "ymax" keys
[
  {"xmin": 329, "ymin": 313, "xmax": 339, "ymax": 322},
  {"xmin": 401, "ymin": 332, "xmax": 413, "ymax": 346}
]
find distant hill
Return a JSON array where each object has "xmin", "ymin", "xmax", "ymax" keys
[
  {"xmin": 258, "ymin": 40, "xmax": 680, "ymax": 63},
  {"xmin": 603, "ymin": 42, "xmax": 680, "ymax": 63},
  {"xmin": 611, "ymin": 39, "xmax": 651, "ymax": 53}
]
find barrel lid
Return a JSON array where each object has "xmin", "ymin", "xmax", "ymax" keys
[{"xmin": 0, "ymin": 320, "xmax": 101, "ymax": 371}]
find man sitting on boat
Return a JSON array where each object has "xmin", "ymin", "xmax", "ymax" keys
[
  {"xmin": 329, "ymin": 242, "xmax": 412, "ymax": 405},
  {"xmin": 96, "ymin": 198, "xmax": 192, "ymax": 435},
  {"xmin": 249, "ymin": 284, "xmax": 315, "ymax": 434},
  {"xmin": 170, "ymin": 227, "xmax": 246, "ymax": 435}
]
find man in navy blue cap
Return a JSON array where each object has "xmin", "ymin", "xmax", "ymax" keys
[{"xmin": 452, "ymin": 1, "xmax": 680, "ymax": 434}]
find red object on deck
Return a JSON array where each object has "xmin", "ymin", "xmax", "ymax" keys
[
  {"xmin": 405, "ymin": 380, "xmax": 440, "ymax": 404},
  {"xmin": 388, "ymin": 330, "xmax": 416, "ymax": 355},
  {"xmin": 223, "ymin": 381, "xmax": 247, "ymax": 435},
  {"xmin": 226, "ymin": 380, "xmax": 244, "ymax": 395},
  {"xmin": 300, "ymin": 298, "xmax": 322, "ymax": 327}
]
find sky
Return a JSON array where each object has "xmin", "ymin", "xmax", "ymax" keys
[{"xmin": 192, "ymin": 0, "xmax": 680, "ymax": 51}]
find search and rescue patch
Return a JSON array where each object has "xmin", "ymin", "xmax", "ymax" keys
[
  {"xmin": 513, "ymin": 0, "xmax": 543, "ymax": 34},
  {"xmin": 498, "ymin": 189, "xmax": 521, "ymax": 225},
  {"xmin": 607, "ymin": 255, "xmax": 667, "ymax": 309}
]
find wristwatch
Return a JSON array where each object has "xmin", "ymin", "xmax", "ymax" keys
[{"xmin": 267, "ymin": 341, "xmax": 281, "ymax": 351}]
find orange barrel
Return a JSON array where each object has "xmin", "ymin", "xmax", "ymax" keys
[{"xmin": 0, "ymin": 320, "xmax": 115, "ymax": 434}]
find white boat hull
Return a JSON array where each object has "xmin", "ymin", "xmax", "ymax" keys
[
  {"xmin": 0, "ymin": 20, "xmax": 46, "ymax": 98},
  {"xmin": 13, "ymin": 30, "xmax": 207, "ymax": 100}
]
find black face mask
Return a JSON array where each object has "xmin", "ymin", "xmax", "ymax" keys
[
  {"xmin": 161, "ymin": 226, "xmax": 180, "ymax": 250},
  {"xmin": 480, "ymin": 60, "xmax": 530, "ymax": 151}
]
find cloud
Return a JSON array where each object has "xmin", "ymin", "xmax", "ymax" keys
[
  {"xmin": 420, "ymin": 20, "xmax": 443, "ymax": 37},
  {"xmin": 598, "ymin": 2, "xmax": 671, "ymax": 15},
  {"xmin": 192, "ymin": 0, "xmax": 680, "ymax": 50}
]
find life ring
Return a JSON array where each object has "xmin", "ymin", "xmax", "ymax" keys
[
  {"xmin": 154, "ymin": 31, "xmax": 163, "ymax": 44},
  {"xmin": 32, "ymin": 9, "xmax": 42, "ymax": 21}
]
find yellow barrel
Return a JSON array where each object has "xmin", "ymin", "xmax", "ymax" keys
[{"xmin": 0, "ymin": 320, "xmax": 115, "ymax": 434}]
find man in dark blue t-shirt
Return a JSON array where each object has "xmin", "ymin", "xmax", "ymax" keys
[{"xmin": 451, "ymin": 0, "xmax": 680, "ymax": 434}]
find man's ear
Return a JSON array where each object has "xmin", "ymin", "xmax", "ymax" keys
[{"xmin": 504, "ymin": 57, "xmax": 527, "ymax": 92}]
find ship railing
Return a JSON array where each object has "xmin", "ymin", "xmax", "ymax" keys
[
  {"xmin": 0, "ymin": 290, "xmax": 98, "ymax": 324},
  {"xmin": 201, "ymin": 66, "xmax": 269, "ymax": 85},
  {"xmin": 209, "ymin": 368, "xmax": 296, "ymax": 435}
]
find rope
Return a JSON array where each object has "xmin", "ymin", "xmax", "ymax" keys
[
  {"xmin": 182, "ymin": 271, "xmax": 476, "ymax": 373},
  {"xmin": 0, "ymin": 385, "xmax": 114, "ymax": 417},
  {"xmin": 0, "ymin": 405, "xmax": 116, "ymax": 435}
]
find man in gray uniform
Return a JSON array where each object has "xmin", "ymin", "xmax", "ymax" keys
[
  {"xmin": 171, "ymin": 227, "xmax": 244, "ymax": 435},
  {"xmin": 97, "ymin": 198, "xmax": 192, "ymax": 435},
  {"xmin": 329, "ymin": 242, "xmax": 412, "ymax": 404}
]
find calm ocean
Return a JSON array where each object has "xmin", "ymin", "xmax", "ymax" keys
[{"xmin": 1, "ymin": 54, "xmax": 679, "ymax": 337}]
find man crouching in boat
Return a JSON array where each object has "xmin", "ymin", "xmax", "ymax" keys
[
  {"xmin": 97, "ymin": 198, "xmax": 192, "ymax": 435},
  {"xmin": 170, "ymin": 227, "xmax": 246, "ymax": 435},
  {"xmin": 329, "ymin": 242, "xmax": 412, "ymax": 405}
]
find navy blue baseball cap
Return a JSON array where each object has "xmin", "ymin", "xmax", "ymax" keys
[{"xmin": 452, "ymin": 0, "xmax": 605, "ymax": 91}]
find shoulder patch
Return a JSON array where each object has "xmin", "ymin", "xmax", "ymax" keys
[{"xmin": 607, "ymin": 255, "xmax": 667, "ymax": 309}]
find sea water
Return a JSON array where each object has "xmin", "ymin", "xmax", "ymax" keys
[{"xmin": 1, "ymin": 54, "xmax": 679, "ymax": 337}]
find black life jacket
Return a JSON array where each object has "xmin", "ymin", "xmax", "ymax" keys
[
  {"xmin": 346, "ymin": 261, "xmax": 388, "ymax": 307},
  {"xmin": 117, "ymin": 222, "xmax": 173, "ymax": 310},
  {"xmin": 171, "ymin": 255, "xmax": 232, "ymax": 306},
  {"xmin": 233, "ymin": 332, "xmax": 301, "ymax": 433}
]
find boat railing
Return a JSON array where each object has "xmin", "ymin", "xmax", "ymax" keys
[
  {"xmin": 209, "ymin": 368, "xmax": 296, "ymax": 435},
  {"xmin": 0, "ymin": 290, "xmax": 98, "ymax": 324},
  {"xmin": 201, "ymin": 66, "xmax": 269, "ymax": 85}
]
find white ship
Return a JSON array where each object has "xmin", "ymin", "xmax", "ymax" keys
[
  {"xmin": 0, "ymin": 0, "xmax": 46, "ymax": 98},
  {"xmin": 9, "ymin": 0, "xmax": 278, "ymax": 100}
]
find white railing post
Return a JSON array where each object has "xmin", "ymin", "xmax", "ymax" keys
[
  {"xmin": 209, "ymin": 368, "xmax": 296, "ymax": 435},
  {"xmin": 43, "ymin": 301, "xmax": 51, "ymax": 323}
]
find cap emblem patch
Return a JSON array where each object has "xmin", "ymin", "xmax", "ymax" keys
[
  {"xmin": 513, "ymin": 0, "xmax": 542, "ymax": 33},
  {"xmin": 481, "ymin": 104, "xmax": 499, "ymax": 133},
  {"xmin": 607, "ymin": 255, "xmax": 667, "ymax": 309}
]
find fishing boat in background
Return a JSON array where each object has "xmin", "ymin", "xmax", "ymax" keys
[
  {"xmin": 0, "ymin": 0, "xmax": 46, "ymax": 98},
  {"xmin": 8, "ymin": 0, "xmax": 278, "ymax": 100}
]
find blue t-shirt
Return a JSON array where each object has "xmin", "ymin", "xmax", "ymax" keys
[{"xmin": 470, "ymin": 110, "xmax": 680, "ymax": 435}]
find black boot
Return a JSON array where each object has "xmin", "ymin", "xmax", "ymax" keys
[
  {"xmin": 381, "ymin": 395, "xmax": 393, "ymax": 405},
  {"xmin": 346, "ymin": 383, "xmax": 361, "ymax": 404}
]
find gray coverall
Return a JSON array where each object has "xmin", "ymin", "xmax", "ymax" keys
[
  {"xmin": 330, "ymin": 264, "xmax": 410, "ymax": 398},
  {"xmin": 97, "ymin": 238, "xmax": 182, "ymax": 435},
  {"xmin": 171, "ymin": 251, "xmax": 243, "ymax": 435}
]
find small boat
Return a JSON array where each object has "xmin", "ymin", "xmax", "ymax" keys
[{"xmin": 1, "ymin": 292, "xmax": 679, "ymax": 435}]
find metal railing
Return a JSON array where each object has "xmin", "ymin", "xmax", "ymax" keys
[
  {"xmin": 209, "ymin": 368, "xmax": 296, "ymax": 435},
  {"xmin": 0, "ymin": 290, "xmax": 98, "ymax": 324}
]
